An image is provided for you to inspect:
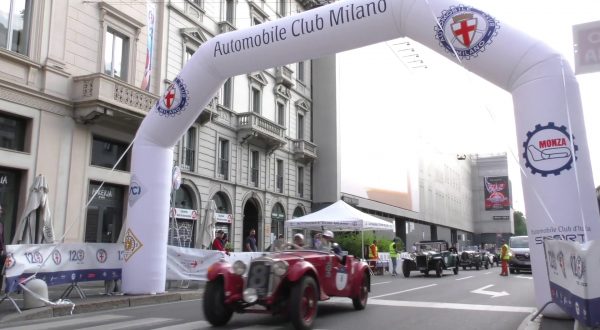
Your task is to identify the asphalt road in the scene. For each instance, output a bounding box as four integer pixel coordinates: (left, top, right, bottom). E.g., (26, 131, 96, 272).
(0, 268, 538, 330)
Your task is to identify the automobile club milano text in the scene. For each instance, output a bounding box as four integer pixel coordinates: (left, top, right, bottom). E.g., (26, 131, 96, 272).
(213, 0, 387, 57)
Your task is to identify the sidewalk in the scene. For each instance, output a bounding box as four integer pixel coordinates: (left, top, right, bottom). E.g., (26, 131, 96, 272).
(0, 280, 204, 324)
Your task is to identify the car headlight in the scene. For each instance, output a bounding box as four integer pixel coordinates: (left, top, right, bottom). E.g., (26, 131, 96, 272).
(232, 260, 247, 275)
(272, 260, 288, 276)
(243, 288, 258, 303)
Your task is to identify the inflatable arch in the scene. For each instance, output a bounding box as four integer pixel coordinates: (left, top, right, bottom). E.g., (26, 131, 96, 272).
(123, 0, 600, 316)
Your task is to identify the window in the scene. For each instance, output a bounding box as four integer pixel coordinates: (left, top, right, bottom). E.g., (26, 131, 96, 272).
(0, 112, 27, 151)
(276, 159, 284, 193)
(297, 113, 304, 140)
(91, 136, 130, 171)
(0, 0, 32, 55)
(184, 47, 195, 65)
(252, 17, 262, 26)
(222, 78, 233, 109)
(182, 127, 196, 171)
(271, 203, 285, 238)
(225, 0, 234, 24)
(250, 150, 259, 187)
(104, 28, 129, 80)
(85, 182, 124, 243)
(297, 166, 304, 197)
(278, 0, 286, 16)
(277, 102, 285, 126)
(251, 87, 261, 113)
(218, 138, 229, 180)
(297, 61, 305, 83)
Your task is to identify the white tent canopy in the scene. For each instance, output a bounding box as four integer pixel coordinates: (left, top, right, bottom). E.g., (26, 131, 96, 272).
(286, 200, 394, 232)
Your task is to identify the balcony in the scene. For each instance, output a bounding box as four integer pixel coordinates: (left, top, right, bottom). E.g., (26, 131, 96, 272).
(218, 21, 236, 34)
(72, 73, 158, 129)
(275, 66, 294, 88)
(292, 139, 317, 163)
(237, 112, 286, 153)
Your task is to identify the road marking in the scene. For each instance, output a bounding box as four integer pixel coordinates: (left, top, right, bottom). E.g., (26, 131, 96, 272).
(516, 275, 533, 280)
(484, 272, 492, 275)
(1, 314, 130, 330)
(456, 276, 474, 281)
(370, 284, 437, 299)
(153, 321, 210, 330)
(78, 317, 173, 330)
(367, 299, 536, 313)
(471, 284, 509, 298)
(371, 281, 392, 286)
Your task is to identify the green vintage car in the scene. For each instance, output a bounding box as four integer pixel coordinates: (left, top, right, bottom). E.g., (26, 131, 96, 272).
(402, 240, 460, 278)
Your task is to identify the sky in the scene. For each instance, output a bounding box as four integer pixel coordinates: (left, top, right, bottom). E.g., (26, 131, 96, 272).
(336, 0, 600, 215)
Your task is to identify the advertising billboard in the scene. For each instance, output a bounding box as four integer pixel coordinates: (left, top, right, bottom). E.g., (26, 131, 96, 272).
(484, 176, 510, 210)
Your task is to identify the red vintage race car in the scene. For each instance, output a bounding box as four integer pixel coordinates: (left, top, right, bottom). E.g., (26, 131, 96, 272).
(203, 249, 371, 330)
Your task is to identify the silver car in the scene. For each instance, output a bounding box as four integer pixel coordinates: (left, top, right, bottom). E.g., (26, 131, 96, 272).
(508, 236, 531, 273)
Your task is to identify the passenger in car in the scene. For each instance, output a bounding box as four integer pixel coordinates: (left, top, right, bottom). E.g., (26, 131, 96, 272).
(287, 233, 306, 249)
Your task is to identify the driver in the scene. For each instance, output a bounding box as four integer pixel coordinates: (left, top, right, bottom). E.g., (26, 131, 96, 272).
(287, 233, 306, 249)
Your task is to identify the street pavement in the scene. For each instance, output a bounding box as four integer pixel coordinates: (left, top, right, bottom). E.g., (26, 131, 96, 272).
(0, 278, 578, 329)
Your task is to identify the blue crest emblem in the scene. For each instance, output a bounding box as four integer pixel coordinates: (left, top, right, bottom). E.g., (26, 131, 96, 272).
(157, 77, 189, 117)
(435, 5, 499, 60)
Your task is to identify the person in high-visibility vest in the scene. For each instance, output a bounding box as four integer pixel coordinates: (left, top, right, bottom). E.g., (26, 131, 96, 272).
(389, 238, 399, 276)
(500, 239, 511, 276)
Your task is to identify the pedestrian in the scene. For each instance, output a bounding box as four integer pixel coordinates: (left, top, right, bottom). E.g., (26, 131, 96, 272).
(212, 230, 225, 251)
(313, 232, 322, 250)
(500, 239, 511, 276)
(369, 239, 379, 272)
(245, 228, 257, 252)
(389, 237, 399, 276)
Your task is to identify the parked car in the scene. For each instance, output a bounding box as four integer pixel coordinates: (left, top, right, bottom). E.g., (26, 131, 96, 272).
(459, 246, 492, 270)
(401, 240, 459, 277)
(203, 249, 370, 330)
(509, 235, 531, 273)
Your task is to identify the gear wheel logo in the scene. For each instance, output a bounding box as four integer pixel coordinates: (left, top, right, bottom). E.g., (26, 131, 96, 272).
(523, 122, 578, 177)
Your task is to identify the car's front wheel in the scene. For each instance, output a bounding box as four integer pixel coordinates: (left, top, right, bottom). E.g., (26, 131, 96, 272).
(402, 261, 411, 278)
(352, 272, 369, 310)
(203, 279, 233, 326)
(435, 261, 443, 277)
(290, 276, 319, 330)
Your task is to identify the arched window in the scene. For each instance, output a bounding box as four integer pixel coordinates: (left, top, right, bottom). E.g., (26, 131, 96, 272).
(173, 186, 194, 209)
(213, 192, 230, 213)
(271, 203, 286, 237)
(292, 206, 304, 218)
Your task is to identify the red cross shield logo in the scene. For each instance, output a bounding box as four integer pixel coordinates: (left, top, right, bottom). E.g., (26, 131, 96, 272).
(451, 14, 477, 47)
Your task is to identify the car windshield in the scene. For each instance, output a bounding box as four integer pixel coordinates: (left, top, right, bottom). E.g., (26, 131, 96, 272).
(510, 237, 529, 248)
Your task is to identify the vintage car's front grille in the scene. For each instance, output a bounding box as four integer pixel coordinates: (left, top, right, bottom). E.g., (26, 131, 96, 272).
(461, 252, 470, 260)
(246, 261, 272, 298)
(416, 255, 427, 268)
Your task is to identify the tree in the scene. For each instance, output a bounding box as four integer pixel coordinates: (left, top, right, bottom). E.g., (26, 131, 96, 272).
(514, 211, 527, 235)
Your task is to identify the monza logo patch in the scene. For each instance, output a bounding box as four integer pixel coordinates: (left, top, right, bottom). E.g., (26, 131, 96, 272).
(434, 5, 499, 60)
(523, 122, 578, 177)
(156, 77, 190, 117)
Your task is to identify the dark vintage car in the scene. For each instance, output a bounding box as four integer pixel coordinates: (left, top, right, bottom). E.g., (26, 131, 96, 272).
(401, 240, 459, 277)
(459, 246, 491, 270)
(203, 249, 370, 330)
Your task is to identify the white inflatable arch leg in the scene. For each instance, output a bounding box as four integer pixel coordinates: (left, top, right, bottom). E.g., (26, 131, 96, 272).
(123, 0, 600, 316)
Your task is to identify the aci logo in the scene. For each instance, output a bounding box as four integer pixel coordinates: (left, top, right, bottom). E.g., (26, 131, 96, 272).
(157, 77, 190, 117)
(128, 174, 146, 207)
(523, 123, 578, 177)
(434, 5, 499, 60)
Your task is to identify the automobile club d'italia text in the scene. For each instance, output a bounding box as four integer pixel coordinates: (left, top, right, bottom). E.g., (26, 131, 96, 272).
(213, 0, 388, 57)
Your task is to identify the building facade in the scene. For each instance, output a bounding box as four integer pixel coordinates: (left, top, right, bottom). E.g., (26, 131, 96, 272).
(0, 0, 321, 251)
